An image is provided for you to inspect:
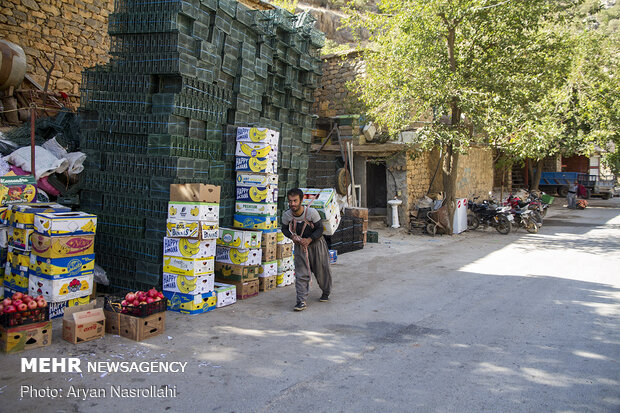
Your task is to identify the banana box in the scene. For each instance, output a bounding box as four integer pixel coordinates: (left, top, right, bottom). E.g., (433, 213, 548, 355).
(300, 188, 336, 209)
(235, 202, 277, 216)
(276, 243, 293, 259)
(322, 208, 341, 236)
(236, 141, 278, 161)
(29, 254, 95, 280)
(217, 228, 261, 249)
(313, 201, 339, 220)
(225, 279, 259, 300)
(166, 220, 219, 240)
(235, 186, 277, 204)
(163, 237, 216, 259)
(236, 172, 278, 187)
(259, 275, 276, 291)
(214, 262, 259, 282)
(261, 243, 276, 262)
(30, 234, 95, 259)
(167, 202, 219, 222)
(163, 290, 216, 314)
(236, 126, 279, 146)
(276, 270, 295, 287)
(170, 183, 221, 203)
(235, 156, 277, 174)
(0, 224, 9, 248)
(34, 212, 97, 237)
(9, 227, 33, 251)
(214, 282, 236, 308)
(0, 321, 52, 354)
(0, 206, 7, 224)
(258, 261, 277, 278)
(29, 272, 93, 302)
(8, 247, 30, 268)
(276, 230, 294, 245)
(233, 214, 278, 231)
(163, 256, 214, 276)
(262, 231, 277, 246)
(4, 267, 28, 290)
(216, 246, 262, 266)
(48, 296, 92, 319)
(277, 255, 295, 273)
(10, 203, 71, 229)
(163, 272, 214, 295)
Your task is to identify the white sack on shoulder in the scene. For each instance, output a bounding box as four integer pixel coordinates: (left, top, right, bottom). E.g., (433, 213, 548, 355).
(3, 146, 69, 178)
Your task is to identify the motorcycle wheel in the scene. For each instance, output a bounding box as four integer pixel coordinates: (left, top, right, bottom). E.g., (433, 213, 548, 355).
(495, 215, 511, 235)
(541, 207, 548, 218)
(531, 210, 543, 227)
(525, 218, 539, 234)
(467, 214, 480, 230)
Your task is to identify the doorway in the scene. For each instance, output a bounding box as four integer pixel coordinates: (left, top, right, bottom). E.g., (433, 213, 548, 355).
(366, 161, 387, 215)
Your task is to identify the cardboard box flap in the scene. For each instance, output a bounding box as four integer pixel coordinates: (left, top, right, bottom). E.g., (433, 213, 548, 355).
(63, 301, 100, 321)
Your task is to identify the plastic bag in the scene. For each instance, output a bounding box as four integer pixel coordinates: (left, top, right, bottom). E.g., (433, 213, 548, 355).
(3, 146, 69, 178)
(93, 264, 110, 286)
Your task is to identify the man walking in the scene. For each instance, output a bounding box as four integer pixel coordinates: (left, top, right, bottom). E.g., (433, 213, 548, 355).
(281, 188, 332, 311)
(567, 180, 578, 209)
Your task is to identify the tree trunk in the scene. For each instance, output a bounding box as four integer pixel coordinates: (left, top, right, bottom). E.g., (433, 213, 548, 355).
(441, 144, 459, 235)
(530, 159, 543, 191)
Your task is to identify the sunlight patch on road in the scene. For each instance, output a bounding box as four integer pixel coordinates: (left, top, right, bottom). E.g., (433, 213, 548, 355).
(572, 350, 610, 360)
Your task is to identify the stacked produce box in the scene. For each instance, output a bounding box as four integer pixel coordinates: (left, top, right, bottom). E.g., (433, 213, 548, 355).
(299, 188, 341, 236)
(215, 227, 261, 300)
(27, 210, 98, 317)
(162, 184, 220, 314)
(276, 230, 294, 287)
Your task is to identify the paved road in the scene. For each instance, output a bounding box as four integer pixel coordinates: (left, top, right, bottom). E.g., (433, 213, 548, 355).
(1, 198, 619, 412)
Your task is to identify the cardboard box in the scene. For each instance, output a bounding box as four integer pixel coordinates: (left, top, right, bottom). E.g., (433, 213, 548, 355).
(277, 230, 293, 245)
(236, 172, 278, 187)
(216, 246, 262, 266)
(315, 201, 340, 220)
(235, 186, 277, 204)
(29, 254, 95, 279)
(163, 290, 216, 314)
(300, 188, 335, 209)
(34, 212, 97, 237)
(3, 267, 28, 290)
(235, 141, 278, 160)
(259, 275, 276, 291)
(170, 183, 220, 203)
(62, 302, 105, 344)
(276, 270, 295, 287)
(214, 262, 259, 281)
(226, 279, 259, 299)
(322, 208, 341, 236)
(276, 243, 293, 259)
(29, 272, 93, 302)
(162, 272, 214, 295)
(277, 256, 295, 272)
(163, 237, 216, 259)
(30, 234, 95, 259)
(166, 220, 219, 239)
(217, 227, 261, 249)
(8, 247, 30, 267)
(0, 321, 52, 353)
(48, 296, 92, 319)
(0, 176, 37, 206)
(104, 310, 121, 335)
(214, 282, 236, 307)
(9, 203, 71, 229)
(9, 227, 34, 250)
(259, 261, 278, 277)
(233, 214, 277, 231)
(235, 156, 277, 173)
(235, 201, 277, 216)
(163, 256, 214, 276)
(261, 244, 276, 262)
(236, 126, 279, 146)
(167, 202, 219, 222)
(119, 312, 165, 341)
(262, 231, 277, 246)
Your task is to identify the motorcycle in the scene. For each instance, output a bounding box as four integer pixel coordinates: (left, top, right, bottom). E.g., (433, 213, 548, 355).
(505, 194, 544, 227)
(509, 207, 539, 233)
(467, 198, 513, 235)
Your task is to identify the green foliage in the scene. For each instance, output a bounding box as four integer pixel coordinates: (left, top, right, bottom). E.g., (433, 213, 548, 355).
(267, 0, 298, 13)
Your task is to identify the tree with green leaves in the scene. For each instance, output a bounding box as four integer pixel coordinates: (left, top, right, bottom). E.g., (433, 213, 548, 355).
(344, 1, 583, 231)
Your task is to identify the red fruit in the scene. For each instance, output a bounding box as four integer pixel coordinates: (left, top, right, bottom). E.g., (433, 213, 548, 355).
(12, 292, 23, 301)
(121, 300, 128, 306)
(36, 299, 47, 308)
(17, 303, 27, 312)
(148, 288, 158, 298)
(132, 299, 140, 306)
(27, 300, 37, 310)
(157, 292, 164, 299)
(4, 306, 15, 314)
(12, 300, 23, 307)
(3, 298, 12, 307)
(36, 295, 44, 301)
(0, 304, 4, 313)
(146, 297, 154, 304)
(125, 293, 135, 302)
(22, 295, 33, 304)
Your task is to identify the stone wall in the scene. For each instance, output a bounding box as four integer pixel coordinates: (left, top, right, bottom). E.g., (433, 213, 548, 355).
(454, 146, 494, 198)
(315, 50, 365, 118)
(0, 0, 115, 99)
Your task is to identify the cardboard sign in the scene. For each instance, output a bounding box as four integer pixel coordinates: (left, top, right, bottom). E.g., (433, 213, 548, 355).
(163, 237, 216, 259)
(170, 184, 220, 203)
(214, 282, 236, 308)
(236, 172, 278, 187)
(214, 262, 259, 282)
(167, 202, 219, 222)
(217, 227, 261, 249)
(0, 321, 52, 353)
(34, 212, 97, 237)
(62, 302, 105, 344)
(236, 126, 279, 146)
(30, 234, 95, 259)
(162, 272, 214, 295)
(216, 246, 262, 266)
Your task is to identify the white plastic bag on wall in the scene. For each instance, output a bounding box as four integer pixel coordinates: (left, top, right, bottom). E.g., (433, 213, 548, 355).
(3, 146, 69, 178)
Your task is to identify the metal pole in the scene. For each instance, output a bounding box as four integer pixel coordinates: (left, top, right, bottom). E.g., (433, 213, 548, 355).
(30, 104, 36, 180)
